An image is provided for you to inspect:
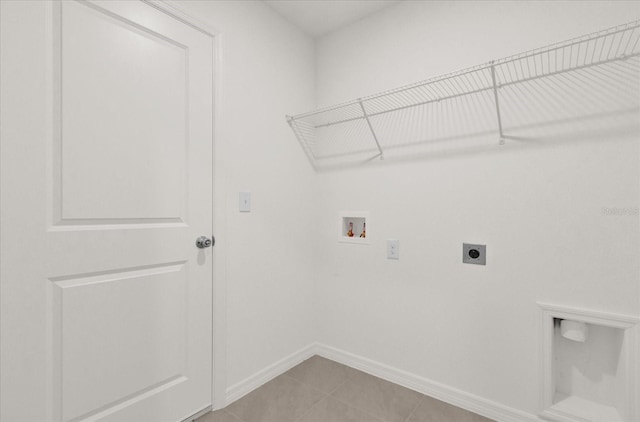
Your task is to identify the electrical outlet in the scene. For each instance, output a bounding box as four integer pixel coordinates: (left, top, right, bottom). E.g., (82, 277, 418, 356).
(387, 239, 399, 259)
(239, 192, 251, 212)
(463, 243, 486, 265)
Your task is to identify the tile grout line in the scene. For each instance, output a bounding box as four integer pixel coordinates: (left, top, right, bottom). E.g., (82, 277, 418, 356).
(281, 374, 331, 422)
(224, 374, 327, 422)
(292, 373, 390, 422)
(336, 358, 406, 422)
(326, 378, 391, 422)
(223, 408, 248, 422)
(287, 369, 353, 422)
(290, 392, 330, 422)
(402, 395, 425, 422)
(282, 373, 331, 396)
(287, 360, 388, 422)
(339, 366, 428, 422)
(326, 373, 354, 396)
(335, 359, 426, 422)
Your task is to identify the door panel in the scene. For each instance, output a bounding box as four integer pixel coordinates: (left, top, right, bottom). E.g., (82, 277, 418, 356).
(1, 1, 214, 421)
(59, 0, 188, 223)
(55, 263, 188, 421)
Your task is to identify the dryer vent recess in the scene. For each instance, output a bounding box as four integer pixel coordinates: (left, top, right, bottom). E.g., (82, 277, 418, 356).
(463, 243, 486, 265)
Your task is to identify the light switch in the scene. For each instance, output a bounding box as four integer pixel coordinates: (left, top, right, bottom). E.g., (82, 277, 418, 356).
(387, 239, 399, 259)
(239, 192, 251, 212)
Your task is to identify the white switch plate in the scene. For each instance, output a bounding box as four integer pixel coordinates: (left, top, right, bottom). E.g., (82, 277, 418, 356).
(239, 192, 251, 212)
(387, 239, 399, 259)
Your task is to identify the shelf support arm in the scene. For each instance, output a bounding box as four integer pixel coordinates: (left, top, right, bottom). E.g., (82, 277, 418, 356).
(358, 99, 384, 160)
(490, 63, 505, 145)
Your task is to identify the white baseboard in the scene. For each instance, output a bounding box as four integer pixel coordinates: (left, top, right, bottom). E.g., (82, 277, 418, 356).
(314, 343, 542, 422)
(222, 342, 542, 422)
(224, 343, 317, 406)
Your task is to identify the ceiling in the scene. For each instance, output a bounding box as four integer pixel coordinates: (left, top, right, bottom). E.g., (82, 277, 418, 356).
(263, 0, 401, 38)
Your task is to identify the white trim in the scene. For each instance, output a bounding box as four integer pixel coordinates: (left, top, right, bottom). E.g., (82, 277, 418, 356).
(144, 1, 219, 37)
(208, 24, 227, 413)
(537, 303, 640, 327)
(314, 343, 542, 422)
(224, 344, 317, 407)
(181, 405, 212, 422)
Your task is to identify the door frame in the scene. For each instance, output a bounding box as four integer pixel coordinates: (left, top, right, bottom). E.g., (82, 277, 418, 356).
(0, 0, 227, 416)
(143, 0, 228, 413)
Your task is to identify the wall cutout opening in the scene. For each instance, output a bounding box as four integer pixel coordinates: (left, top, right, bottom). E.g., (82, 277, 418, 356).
(339, 212, 369, 244)
(539, 303, 639, 422)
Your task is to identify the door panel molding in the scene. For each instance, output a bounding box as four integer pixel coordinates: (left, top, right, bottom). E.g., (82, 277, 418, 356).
(68, 376, 188, 422)
(50, 0, 191, 228)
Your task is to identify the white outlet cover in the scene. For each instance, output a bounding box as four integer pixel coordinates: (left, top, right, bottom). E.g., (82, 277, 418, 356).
(387, 239, 399, 259)
(239, 192, 251, 212)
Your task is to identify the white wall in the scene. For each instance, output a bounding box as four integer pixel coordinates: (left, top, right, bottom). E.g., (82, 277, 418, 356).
(314, 1, 640, 417)
(2, 0, 634, 417)
(174, 0, 318, 406)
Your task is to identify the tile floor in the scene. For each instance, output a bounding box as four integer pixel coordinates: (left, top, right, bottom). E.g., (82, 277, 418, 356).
(197, 355, 494, 422)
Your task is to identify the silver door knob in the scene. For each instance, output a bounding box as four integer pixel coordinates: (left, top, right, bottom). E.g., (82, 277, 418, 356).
(196, 236, 214, 249)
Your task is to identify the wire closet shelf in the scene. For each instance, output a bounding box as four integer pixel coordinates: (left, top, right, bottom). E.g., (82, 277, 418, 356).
(286, 20, 640, 169)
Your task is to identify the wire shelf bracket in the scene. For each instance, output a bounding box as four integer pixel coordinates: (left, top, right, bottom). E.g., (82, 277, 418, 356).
(358, 99, 384, 160)
(490, 62, 506, 145)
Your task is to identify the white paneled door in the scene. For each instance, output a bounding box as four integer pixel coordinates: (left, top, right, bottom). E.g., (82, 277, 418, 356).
(1, 1, 214, 421)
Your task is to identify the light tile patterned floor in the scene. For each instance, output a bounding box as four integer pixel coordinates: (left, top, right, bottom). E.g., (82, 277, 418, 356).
(197, 356, 494, 422)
